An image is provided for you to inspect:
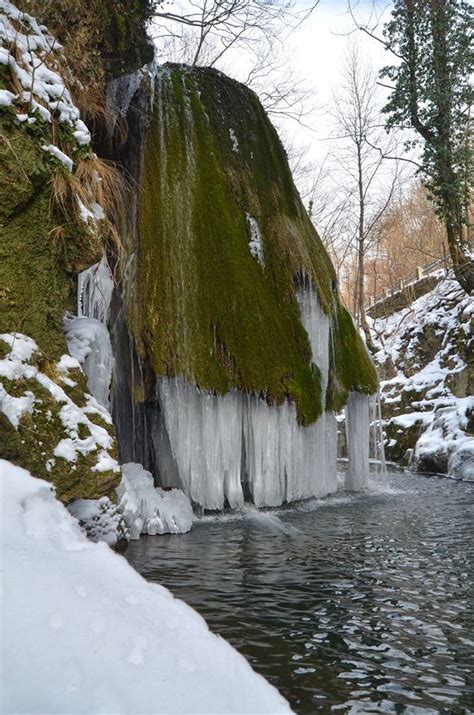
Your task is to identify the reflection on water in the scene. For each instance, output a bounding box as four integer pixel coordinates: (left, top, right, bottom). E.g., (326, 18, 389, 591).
(125, 473, 474, 713)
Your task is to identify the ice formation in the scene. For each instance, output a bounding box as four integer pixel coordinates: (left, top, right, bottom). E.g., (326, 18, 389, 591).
(246, 213, 265, 266)
(345, 391, 370, 490)
(117, 462, 193, 538)
(151, 286, 349, 510)
(65, 258, 115, 408)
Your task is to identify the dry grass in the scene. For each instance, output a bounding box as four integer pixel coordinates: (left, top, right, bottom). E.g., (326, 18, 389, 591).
(49, 154, 128, 273)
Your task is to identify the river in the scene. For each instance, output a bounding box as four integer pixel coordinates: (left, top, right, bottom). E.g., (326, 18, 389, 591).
(125, 472, 474, 713)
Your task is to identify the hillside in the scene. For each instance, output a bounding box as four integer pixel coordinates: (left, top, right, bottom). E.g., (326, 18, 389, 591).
(371, 276, 473, 480)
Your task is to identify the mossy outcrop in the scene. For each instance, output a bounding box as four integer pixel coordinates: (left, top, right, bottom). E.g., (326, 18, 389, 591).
(0, 335, 120, 503)
(0, 2, 121, 502)
(134, 65, 377, 424)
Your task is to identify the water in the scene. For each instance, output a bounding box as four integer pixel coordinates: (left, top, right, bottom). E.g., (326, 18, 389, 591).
(125, 472, 474, 713)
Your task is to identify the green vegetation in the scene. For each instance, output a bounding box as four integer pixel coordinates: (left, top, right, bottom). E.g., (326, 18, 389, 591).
(136, 66, 378, 424)
(0, 347, 120, 503)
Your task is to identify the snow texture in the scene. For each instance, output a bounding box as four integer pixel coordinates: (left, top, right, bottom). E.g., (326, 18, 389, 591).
(370, 277, 473, 478)
(0, 0, 91, 168)
(0, 333, 118, 473)
(117, 462, 193, 539)
(68, 496, 128, 546)
(1, 460, 291, 714)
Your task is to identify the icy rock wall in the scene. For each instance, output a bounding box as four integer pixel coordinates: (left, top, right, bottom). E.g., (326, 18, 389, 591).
(154, 286, 339, 510)
(156, 377, 339, 510)
(65, 258, 115, 408)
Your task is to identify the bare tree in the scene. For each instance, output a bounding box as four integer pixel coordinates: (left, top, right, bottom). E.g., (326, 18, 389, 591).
(328, 41, 401, 344)
(151, 0, 319, 123)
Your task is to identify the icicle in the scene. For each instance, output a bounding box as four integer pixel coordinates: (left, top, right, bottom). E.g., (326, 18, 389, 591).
(345, 391, 370, 490)
(150, 284, 340, 510)
(66, 257, 115, 408)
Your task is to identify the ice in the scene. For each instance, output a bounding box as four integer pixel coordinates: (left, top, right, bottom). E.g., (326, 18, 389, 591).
(157, 377, 339, 509)
(77, 257, 114, 323)
(64, 317, 114, 409)
(345, 391, 370, 490)
(67, 496, 127, 545)
(1, 459, 291, 714)
(153, 286, 344, 509)
(246, 213, 265, 266)
(117, 462, 194, 538)
(65, 257, 115, 408)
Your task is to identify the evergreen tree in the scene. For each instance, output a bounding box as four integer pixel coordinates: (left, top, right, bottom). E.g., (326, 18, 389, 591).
(381, 0, 473, 293)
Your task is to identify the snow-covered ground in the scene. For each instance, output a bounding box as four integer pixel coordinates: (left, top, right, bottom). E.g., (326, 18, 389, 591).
(370, 277, 473, 479)
(0, 459, 291, 714)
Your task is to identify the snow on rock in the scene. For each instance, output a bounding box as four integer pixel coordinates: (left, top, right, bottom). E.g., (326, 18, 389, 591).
(0, 332, 119, 484)
(0, 459, 291, 714)
(117, 462, 193, 539)
(246, 212, 265, 266)
(370, 277, 473, 477)
(0, 0, 90, 151)
(41, 144, 74, 172)
(68, 496, 128, 545)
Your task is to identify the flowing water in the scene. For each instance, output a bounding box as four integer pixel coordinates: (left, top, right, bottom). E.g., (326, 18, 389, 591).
(125, 472, 474, 714)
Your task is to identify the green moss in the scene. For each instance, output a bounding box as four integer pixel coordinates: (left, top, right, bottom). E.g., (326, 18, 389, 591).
(328, 304, 379, 411)
(136, 65, 377, 424)
(0, 377, 119, 504)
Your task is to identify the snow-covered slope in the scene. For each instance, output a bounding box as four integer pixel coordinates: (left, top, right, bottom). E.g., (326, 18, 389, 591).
(370, 277, 473, 479)
(0, 459, 291, 715)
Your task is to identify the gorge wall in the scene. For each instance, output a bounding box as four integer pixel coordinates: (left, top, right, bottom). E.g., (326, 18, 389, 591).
(1, 0, 378, 514)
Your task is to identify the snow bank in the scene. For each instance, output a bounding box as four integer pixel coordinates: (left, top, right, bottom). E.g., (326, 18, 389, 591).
(0, 460, 291, 714)
(117, 462, 193, 539)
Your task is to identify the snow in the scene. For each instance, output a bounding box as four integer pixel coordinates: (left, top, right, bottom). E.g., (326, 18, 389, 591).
(0, 0, 90, 151)
(370, 277, 473, 477)
(0, 460, 291, 714)
(41, 144, 74, 172)
(68, 496, 127, 545)
(0, 87, 15, 106)
(246, 212, 265, 266)
(0, 332, 119, 474)
(229, 127, 239, 152)
(117, 462, 193, 539)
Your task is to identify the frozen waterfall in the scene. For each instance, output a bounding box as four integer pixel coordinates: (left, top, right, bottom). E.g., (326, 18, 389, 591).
(65, 257, 115, 408)
(151, 285, 343, 510)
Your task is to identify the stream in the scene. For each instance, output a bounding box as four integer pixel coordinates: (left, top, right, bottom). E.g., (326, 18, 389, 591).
(125, 472, 474, 713)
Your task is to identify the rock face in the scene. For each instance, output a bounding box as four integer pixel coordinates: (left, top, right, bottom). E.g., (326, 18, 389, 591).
(127, 66, 377, 422)
(108, 64, 377, 508)
(371, 277, 473, 478)
(0, 1, 121, 502)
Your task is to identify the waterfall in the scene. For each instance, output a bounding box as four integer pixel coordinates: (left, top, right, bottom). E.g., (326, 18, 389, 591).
(149, 285, 339, 510)
(64, 257, 115, 409)
(102, 64, 377, 509)
(345, 391, 370, 490)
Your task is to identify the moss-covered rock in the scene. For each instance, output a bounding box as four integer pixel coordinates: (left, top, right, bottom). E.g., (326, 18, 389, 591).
(0, 335, 120, 503)
(135, 65, 377, 424)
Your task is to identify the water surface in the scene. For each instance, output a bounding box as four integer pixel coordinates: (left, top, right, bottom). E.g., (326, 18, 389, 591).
(126, 473, 474, 713)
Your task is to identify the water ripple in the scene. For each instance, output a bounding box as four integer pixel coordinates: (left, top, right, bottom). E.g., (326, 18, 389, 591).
(126, 473, 474, 713)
